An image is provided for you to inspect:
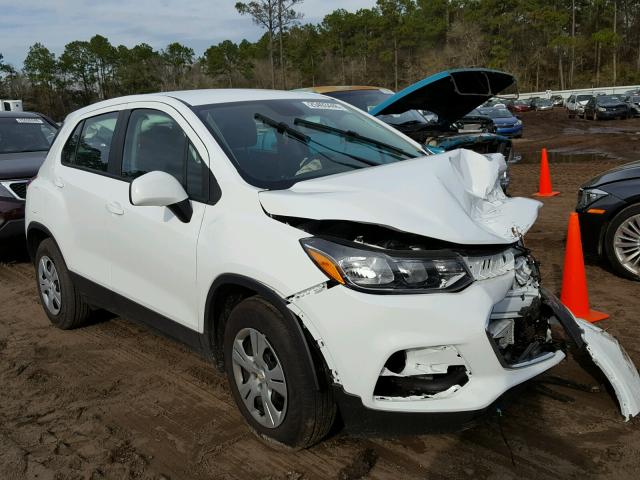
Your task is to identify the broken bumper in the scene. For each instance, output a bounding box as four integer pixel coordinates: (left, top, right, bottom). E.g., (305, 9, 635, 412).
(290, 277, 640, 422)
(290, 273, 565, 414)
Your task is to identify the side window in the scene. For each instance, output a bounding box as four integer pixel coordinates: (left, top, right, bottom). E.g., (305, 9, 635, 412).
(62, 112, 118, 172)
(123, 109, 207, 201)
(61, 122, 83, 164)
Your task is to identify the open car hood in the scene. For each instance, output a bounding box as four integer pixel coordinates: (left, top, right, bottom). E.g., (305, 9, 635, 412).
(369, 69, 516, 124)
(259, 149, 540, 245)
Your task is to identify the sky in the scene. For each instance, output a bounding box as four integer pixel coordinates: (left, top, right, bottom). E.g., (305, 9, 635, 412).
(0, 0, 374, 67)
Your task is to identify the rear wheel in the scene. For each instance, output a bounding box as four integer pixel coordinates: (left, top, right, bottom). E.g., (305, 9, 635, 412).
(35, 239, 91, 329)
(223, 296, 336, 449)
(604, 204, 640, 281)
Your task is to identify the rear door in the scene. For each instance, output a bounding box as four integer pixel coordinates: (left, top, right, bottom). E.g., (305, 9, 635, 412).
(107, 104, 210, 330)
(54, 109, 124, 288)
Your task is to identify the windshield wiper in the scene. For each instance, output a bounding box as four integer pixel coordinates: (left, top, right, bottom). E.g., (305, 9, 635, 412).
(254, 114, 378, 168)
(293, 117, 419, 159)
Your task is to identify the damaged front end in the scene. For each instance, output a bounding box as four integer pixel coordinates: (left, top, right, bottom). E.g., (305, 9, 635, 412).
(283, 218, 640, 421)
(263, 149, 640, 423)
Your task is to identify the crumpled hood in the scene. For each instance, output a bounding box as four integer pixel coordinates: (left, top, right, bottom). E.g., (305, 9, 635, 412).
(369, 69, 516, 124)
(259, 149, 541, 245)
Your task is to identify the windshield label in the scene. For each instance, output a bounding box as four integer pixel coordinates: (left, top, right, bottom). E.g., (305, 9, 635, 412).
(16, 118, 43, 124)
(302, 101, 347, 111)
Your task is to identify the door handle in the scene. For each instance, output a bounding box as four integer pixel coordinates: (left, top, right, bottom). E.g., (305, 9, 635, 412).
(106, 201, 124, 215)
(54, 177, 64, 188)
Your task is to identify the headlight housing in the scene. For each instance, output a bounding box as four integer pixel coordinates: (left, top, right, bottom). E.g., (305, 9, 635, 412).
(301, 237, 473, 294)
(515, 119, 522, 126)
(577, 187, 608, 210)
(597, 106, 606, 112)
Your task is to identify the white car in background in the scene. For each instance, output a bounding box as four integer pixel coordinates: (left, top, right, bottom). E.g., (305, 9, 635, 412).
(566, 94, 594, 118)
(25, 89, 640, 448)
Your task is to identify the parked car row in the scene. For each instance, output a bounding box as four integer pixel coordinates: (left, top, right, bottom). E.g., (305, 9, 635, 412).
(567, 93, 639, 119)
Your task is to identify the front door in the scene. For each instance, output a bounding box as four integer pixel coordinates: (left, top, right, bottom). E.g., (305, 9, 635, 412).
(108, 105, 210, 330)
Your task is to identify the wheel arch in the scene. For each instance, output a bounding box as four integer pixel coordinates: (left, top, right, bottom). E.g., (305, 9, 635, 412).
(26, 222, 57, 263)
(203, 274, 321, 390)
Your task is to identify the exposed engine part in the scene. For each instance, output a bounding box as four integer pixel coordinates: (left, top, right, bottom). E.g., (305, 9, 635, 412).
(488, 319, 515, 349)
(375, 346, 470, 399)
(488, 252, 558, 366)
(464, 249, 516, 281)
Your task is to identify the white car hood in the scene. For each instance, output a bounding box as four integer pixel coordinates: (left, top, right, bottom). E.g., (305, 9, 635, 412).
(259, 149, 541, 245)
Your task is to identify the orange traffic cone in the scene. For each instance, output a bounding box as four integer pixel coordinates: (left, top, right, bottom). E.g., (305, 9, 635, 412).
(533, 148, 560, 197)
(560, 212, 609, 323)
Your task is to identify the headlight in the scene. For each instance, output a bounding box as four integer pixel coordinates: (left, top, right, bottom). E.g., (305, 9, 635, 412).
(577, 188, 608, 210)
(301, 237, 472, 293)
(597, 107, 606, 112)
(515, 119, 522, 126)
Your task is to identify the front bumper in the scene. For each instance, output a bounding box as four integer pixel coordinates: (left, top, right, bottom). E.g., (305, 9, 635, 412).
(496, 125, 523, 137)
(0, 199, 25, 240)
(595, 109, 627, 119)
(290, 272, 565, 414)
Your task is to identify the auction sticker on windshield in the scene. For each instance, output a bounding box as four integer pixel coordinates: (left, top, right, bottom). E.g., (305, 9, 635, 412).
(16, 118, 43, 124)
(302, 101, 347, 111)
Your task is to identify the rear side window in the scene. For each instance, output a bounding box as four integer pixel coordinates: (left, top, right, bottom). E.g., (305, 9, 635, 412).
(122, 109, 208, 202)
(62, 112, 118, 173)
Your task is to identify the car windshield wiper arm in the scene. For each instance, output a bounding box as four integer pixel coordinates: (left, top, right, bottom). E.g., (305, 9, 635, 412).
(254, 113, 379, 168)
(293, 117, 419, 159)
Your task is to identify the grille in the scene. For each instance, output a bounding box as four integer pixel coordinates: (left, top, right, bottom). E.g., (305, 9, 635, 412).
(3, 180, 28, 200)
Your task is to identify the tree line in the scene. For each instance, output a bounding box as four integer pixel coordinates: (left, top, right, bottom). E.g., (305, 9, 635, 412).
(1, 0, 639, 120)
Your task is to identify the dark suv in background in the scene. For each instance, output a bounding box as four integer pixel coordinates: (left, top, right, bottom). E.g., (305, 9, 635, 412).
(0, 111, 58, 240)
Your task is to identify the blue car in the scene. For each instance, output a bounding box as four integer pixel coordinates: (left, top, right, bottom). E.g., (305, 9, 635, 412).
(476, 107, 523, 138)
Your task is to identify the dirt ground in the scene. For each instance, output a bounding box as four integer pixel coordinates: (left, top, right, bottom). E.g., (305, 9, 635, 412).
(2, 109, 640, 480)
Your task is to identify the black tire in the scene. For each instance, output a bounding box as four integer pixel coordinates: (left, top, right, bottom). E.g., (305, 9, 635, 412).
(604, 204, 640, 281)
(223, 296, 336, 449)
(35, 238, 91, 329)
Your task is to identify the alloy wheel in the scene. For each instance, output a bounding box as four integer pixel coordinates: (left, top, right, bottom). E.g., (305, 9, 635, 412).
(38, 255, 62, 315)
(231, 327, 288, 428)
(613, 214, 640, 277)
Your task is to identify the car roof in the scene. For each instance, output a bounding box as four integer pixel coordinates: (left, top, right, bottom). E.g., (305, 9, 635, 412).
(296, 86, 386, 94)
(65, 89, 334, 122)
(0, 111, 42, 119)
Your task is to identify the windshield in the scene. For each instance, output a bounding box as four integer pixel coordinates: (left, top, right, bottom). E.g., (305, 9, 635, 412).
(324, 89, 429, 126)
(479, 108, 513, 119)
(577, 95, 592, 102)
(194, 98, 425, 189)
(0, 117, 57, 155)
(598, 95, 623, 106)
(632, 96, 640, 103)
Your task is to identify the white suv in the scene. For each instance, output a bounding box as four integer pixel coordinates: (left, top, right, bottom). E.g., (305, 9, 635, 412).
(26, 90, 640, 448)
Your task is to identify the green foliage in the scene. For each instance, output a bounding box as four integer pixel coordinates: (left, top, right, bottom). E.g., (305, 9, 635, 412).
(10, 0, 640, 119)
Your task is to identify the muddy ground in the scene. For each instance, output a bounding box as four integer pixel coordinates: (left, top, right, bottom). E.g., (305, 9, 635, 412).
(1, 109, 640, 480)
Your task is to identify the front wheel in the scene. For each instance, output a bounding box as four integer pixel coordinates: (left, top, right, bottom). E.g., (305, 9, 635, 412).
(604, 204, 640, 281)
(223, 296, 336, 449)
(35, 238, 91, 329)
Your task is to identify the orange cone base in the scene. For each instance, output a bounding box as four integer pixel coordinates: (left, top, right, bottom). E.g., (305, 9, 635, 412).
(577, 309, 610, 323)
(533, 191, 560, 197)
